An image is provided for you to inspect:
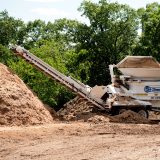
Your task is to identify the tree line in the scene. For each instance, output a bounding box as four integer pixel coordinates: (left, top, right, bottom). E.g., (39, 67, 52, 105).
(0, 0, 160, 110)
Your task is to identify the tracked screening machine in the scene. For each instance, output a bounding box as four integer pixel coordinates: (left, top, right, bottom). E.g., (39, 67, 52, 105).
(10, 45, 160, 118)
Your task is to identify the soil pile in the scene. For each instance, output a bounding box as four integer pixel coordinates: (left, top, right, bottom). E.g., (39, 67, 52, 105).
(109, 110, 150, 124)
(149, 111, 160, 120)
(58, 97, 93, 121)
(59, 97, 150, 124)
(0, 63, 55, 126)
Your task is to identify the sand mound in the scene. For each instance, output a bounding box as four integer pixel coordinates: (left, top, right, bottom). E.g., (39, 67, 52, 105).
(0, 63, 55, 126)
(58, 97, 150, 124)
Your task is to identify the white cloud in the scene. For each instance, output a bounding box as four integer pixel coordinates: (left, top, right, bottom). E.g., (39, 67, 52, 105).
(31, 8, 70, 17)
(25, 0, 64, 3)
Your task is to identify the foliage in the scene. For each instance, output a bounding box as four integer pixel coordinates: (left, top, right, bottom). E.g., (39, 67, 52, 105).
(0, 44, 13, 65)
(75, 0, 138, 85)
(134, 3, 160, 61)
(0, 10, 25, 46)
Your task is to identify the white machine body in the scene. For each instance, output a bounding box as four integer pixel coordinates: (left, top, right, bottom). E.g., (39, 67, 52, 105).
(107, 56, 160, 112)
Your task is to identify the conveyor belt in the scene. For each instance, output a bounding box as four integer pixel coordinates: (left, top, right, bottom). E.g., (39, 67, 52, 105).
(10, 45, 109, 110)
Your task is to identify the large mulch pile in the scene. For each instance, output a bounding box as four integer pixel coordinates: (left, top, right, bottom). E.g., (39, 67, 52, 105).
(0, 63, 55, 126)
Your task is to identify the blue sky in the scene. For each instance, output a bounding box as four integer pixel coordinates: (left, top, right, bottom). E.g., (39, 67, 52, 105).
(0, 0, 159, 23)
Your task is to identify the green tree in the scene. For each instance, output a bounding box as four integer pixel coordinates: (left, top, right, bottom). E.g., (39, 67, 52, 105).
(24, 20, 46, 49)
(0, 44, 14, 65)
(134, 2, 160, 61)
(72, 0, 138, 85)
(0, 10, 25, 46)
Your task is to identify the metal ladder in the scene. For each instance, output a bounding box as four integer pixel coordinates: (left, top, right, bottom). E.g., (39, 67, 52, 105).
(10, 45, 108, 110)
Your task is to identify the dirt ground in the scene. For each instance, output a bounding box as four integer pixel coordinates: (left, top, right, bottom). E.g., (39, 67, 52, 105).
(0, 122, 160, 160)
